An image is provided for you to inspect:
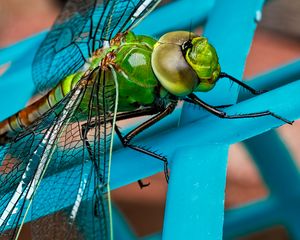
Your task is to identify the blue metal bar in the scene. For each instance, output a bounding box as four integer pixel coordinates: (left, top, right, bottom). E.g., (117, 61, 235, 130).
(224, 194, 300, 239)
(224, 197, 282, 239)
(244, 131, 300, 200)
(222, 59, 300, 239)
(239, 59, 300, 101)
(162, 145, 229, 239)
(224, 129, 300, 238)
(226, 130, 300, 239)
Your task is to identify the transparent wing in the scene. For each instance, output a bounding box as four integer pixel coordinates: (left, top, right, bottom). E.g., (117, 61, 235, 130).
(32, 0, 100, 92)
(94, 0, 162, 41)
(0, 66, 118, 239)
(65, 68, 118, 240)
(32, 0, 161, 92)
(12, 67, 117, 240)
(0, 79, 87, 238)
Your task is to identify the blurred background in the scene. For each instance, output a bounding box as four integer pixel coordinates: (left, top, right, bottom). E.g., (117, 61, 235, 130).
(0, 0, 300, 239)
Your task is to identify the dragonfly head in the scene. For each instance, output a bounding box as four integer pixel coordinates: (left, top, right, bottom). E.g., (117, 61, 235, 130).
(152, 31, 221, 97)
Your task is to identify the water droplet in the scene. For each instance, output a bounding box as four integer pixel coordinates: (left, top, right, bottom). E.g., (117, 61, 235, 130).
(255, 10, 262, 23)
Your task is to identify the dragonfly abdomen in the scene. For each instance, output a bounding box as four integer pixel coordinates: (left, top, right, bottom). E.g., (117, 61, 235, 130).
(0, 72, 84, 144)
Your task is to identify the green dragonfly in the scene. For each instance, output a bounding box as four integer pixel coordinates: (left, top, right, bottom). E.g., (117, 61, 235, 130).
(0, 0, 292, 239)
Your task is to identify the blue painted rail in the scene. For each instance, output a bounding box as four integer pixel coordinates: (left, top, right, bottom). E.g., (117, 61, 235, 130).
(224, 60, 300, 239)
(1, 0, 300, 239)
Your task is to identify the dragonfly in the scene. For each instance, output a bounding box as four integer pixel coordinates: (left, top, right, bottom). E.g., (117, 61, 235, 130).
(0, 0, 292, 239)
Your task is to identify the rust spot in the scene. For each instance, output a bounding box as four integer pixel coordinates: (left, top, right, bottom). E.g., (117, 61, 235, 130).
(110, 31, 127, 46)
(101, 51, 120, 71)
(94, 48, 104, 56)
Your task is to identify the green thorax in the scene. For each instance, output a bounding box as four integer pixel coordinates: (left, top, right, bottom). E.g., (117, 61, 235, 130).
(109, 32, 165, 111)
(60, 31, 166, 112)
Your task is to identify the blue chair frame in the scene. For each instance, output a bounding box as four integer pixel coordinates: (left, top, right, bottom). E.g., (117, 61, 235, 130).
(224, 59, 300, 239)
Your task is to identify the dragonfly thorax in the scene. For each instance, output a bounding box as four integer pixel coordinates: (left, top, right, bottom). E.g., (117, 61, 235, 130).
(99, 31, 166, 112)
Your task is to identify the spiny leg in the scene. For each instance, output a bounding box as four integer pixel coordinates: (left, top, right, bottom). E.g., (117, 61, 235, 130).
(80, 124, 101, 219)
(187, 93, 293, 124)
(137, 179, 150, 189)
(80, 106, 161, 170)
(81, 124, 95, 161)
(115, 124, 169, 182)
(81, 107, 167, 187)
(121, 103, 177, 144)
(184, 97, 233, 109)
(115, 103, 177, 182)
(219, 72, 267, 95)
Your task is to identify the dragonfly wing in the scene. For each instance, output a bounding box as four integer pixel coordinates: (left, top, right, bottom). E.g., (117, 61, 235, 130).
(65, 67, 118, 239)
(32, 0, 101, 92)
(0, 80, 86, 238)
(29, 67, 118, 240)
(95, 0, 162, 41)
(32, 0, 161, 92)
(83, 68, 119, 239)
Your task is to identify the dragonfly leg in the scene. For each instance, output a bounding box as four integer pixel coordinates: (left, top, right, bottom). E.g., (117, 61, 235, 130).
(115, 103, 177, 182)
(80, 107, 162, 185)
(81, 124, 93, 159)
(219, 72, 267, 95)
(212, 104, 233, 108)
(115, 124, 170, 182)
(120, 103, 177, 144)
(187, 93, 293, 124)
(81, 124, 106, 184)
(137, 179, 150, 189)
(184, 97, 233, 108)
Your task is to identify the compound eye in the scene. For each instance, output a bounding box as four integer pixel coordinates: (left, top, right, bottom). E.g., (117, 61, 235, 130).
(152, 32, 199, 97)
(181, 39, 193, 53)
